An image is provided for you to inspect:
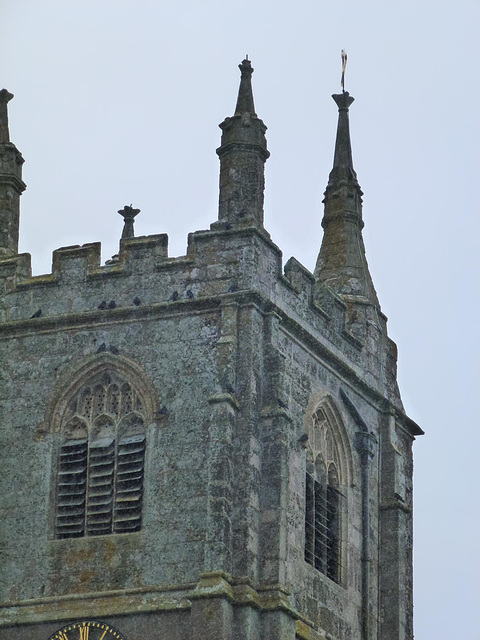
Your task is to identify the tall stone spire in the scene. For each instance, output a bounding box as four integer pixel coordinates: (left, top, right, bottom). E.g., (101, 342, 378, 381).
(0, 89, 26, 257)
(216, 58, 270, 230)
(314, 92, 381, 315)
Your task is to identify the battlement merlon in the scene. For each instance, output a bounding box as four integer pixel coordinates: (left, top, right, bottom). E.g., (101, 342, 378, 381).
(50, 235, 170, 283)
(0, 253, 32, 293)
(0, 233, 170, 290)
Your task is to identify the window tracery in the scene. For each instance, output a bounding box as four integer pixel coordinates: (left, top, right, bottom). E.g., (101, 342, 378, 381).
(56, 372, 146, 539)
(304, 405, 346, 584)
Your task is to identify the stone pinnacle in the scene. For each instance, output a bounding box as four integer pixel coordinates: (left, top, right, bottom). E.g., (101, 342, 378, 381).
(234, 58, 256, 116)
(0, 89, 14, 144)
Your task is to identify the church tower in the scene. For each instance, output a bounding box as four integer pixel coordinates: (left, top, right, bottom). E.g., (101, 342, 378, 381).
(0, 61, 422, 640)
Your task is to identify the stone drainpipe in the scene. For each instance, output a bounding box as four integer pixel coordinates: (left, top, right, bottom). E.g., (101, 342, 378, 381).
(354, 430, 378, 640)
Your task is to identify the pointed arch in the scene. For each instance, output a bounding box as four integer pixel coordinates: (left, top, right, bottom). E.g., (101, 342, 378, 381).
(45, 353, 159, 539)
(303, 392, 353, 487)
(42, 352, 159, 435)
(303, 392, 352, 584)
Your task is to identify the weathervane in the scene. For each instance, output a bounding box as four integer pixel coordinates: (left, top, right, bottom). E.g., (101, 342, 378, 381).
(341, 49, 347, 92)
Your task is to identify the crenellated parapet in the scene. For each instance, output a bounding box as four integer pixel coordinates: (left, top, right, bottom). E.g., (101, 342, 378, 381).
(0, 65, 404, 409)
(0, 221, 403, 408)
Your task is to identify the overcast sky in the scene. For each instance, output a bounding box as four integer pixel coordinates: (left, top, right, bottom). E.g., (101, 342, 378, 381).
(2, 1, 479, 637)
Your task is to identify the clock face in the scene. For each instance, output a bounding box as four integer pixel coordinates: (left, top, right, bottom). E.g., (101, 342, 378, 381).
(48, 621, 126, 640)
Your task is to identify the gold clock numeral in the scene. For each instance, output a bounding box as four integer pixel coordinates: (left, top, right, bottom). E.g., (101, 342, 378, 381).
(79, 625, 89, 640)
(50, 621, 124, 640)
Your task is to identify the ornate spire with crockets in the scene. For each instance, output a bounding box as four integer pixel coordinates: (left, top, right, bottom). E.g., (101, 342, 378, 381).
(314, 90, 382, 321)
(0, 89, 26, 257)
(215, 58, 270, 230)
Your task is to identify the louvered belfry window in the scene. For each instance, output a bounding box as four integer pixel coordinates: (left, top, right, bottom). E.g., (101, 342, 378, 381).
(304, 407, 344, 584)
(56, 373, 146, 539)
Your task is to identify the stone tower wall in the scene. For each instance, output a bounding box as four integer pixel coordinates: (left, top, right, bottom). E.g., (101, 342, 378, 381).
(0, 224, 419, 640)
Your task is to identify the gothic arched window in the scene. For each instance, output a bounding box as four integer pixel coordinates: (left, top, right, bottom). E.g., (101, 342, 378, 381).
(56, 371, 146, 539)
(304, 402, 350, 584)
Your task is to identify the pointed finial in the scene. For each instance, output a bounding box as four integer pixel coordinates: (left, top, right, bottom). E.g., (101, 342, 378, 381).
(330, 91, 356, 181)
(341, 50, 347, 92)
(118, 204, 140, 239)
(0, 89, 14, 143)
(235, 58, 256, 115)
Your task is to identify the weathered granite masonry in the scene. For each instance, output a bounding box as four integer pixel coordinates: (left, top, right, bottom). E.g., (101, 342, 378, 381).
(0, 61, 422, 640)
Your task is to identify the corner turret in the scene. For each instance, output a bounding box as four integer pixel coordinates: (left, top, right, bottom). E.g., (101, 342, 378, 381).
(215, 58, 270, 230)
(0, 89, 26, 257)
